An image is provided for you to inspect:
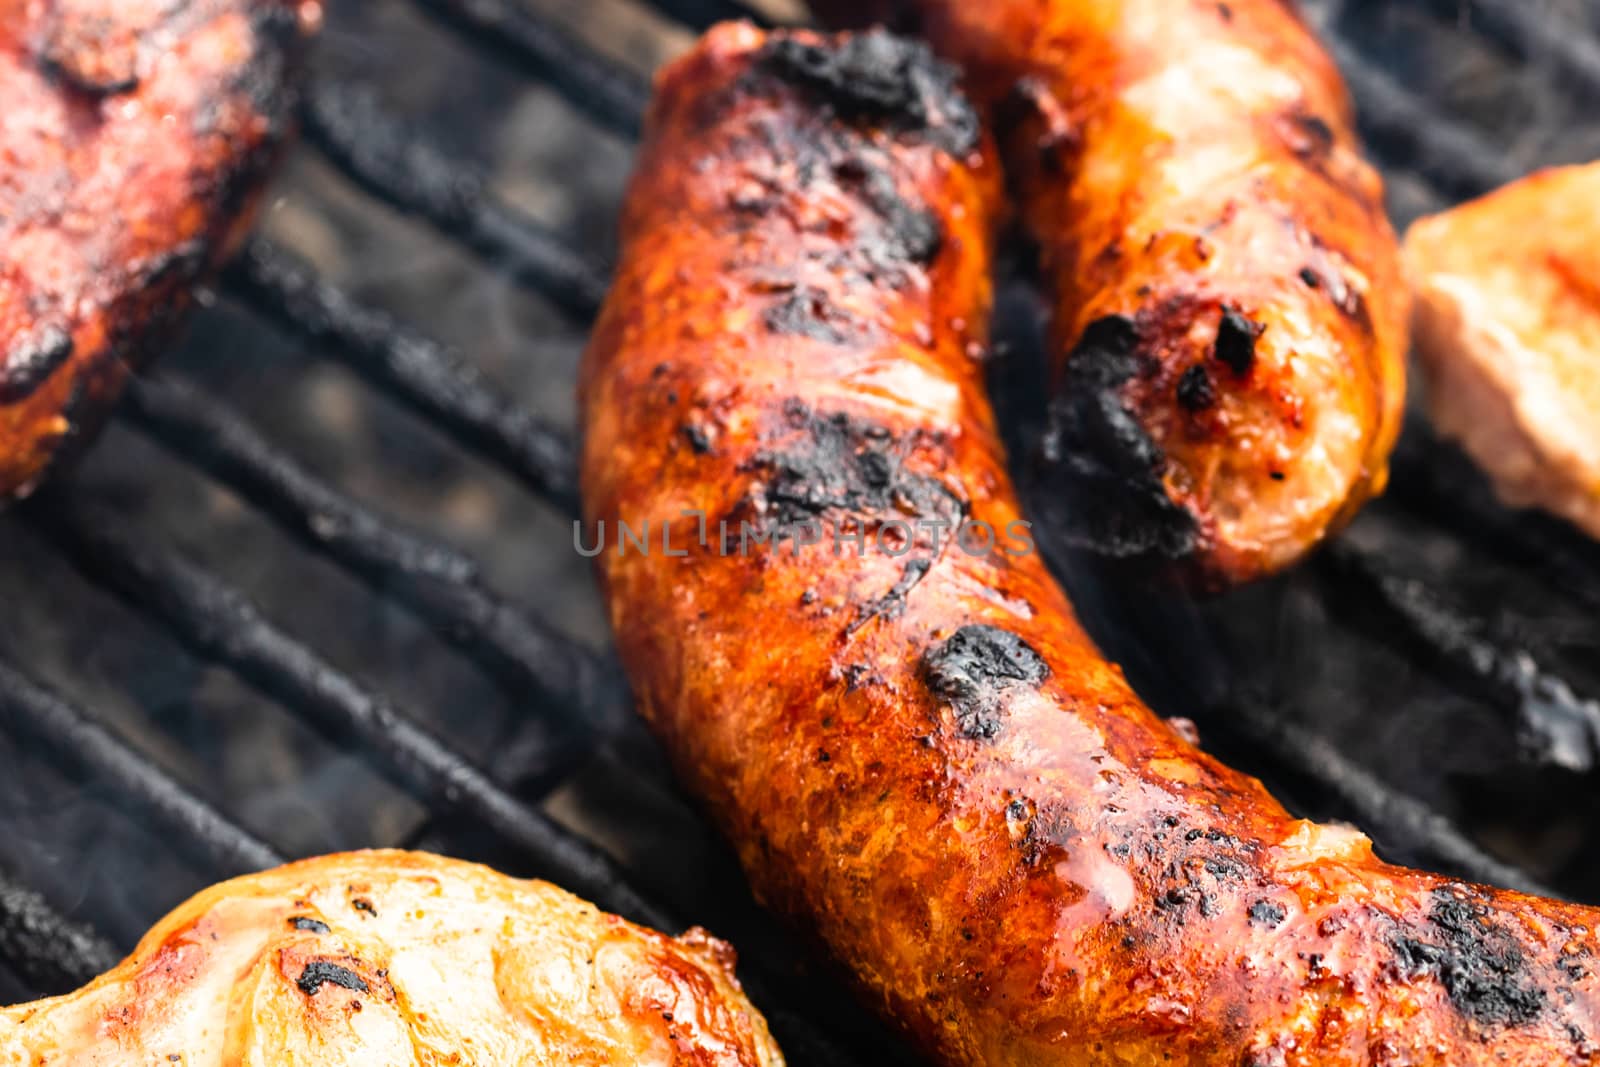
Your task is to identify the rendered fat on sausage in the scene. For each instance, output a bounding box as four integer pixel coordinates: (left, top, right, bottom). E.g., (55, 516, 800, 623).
(582, 23, 1600, 1066)
(809, 0, 1409, 586)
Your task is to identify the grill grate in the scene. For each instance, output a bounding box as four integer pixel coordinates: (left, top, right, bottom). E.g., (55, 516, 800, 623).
(2, 1, 1599, 1064)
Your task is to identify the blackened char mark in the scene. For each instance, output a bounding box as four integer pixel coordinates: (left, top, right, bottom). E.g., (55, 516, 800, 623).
(832, 159, 943, 276)
(848, 557, 931, 634)
(1176, 364, 1216, 412)
(0, 325, 74, 404)
(922, 624, 1048, 740)
(750, 400, 964, 531)
(764, 286, 858, 345)
(296, 960, 369, 996)
(1035, 314, 1198, 560)
(1391, 887, 1548, 1029)
(288, 916, 330, 934)
(1214, 308, 1264, 377)
(755, 28, 980, 157)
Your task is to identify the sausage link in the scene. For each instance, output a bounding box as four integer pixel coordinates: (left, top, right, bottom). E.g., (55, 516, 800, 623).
(809, 0, 1408, 585)
(585, 23, 1600, 1067)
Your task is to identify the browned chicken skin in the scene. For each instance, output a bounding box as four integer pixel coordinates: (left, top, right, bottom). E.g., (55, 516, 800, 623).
(1406, 163, 1600, 541)
(583, 24, 1600, 1065)
(0, 850, 784, 1064)
(0, 0, 315, 498)
(810, 0, 1409, 586)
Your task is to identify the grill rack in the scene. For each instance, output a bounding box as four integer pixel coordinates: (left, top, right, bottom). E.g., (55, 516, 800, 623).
(0, 0, 1596, 1061)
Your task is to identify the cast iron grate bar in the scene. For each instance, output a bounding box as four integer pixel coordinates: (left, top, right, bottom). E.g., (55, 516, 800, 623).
(1389, 431, 1600, 616)
(408, 0, 649, 137)
(23, 492, 673, 934)
(1324, 32, 1521, 201)
(0, 871, 117, 995)
(1214, 695, 1560, 898)
(1407, 0, 1600, 105)
(299, 80, 610, 321)
(0, 658, 282, 877)
(225, 239, 581, 511)
(118, 374, 614, 761)
(1318, 543, 1600, 776)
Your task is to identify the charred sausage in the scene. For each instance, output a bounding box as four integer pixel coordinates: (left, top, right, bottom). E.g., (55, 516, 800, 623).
(809, 0, 1408, 586)
(0, 850, 783, 1064)
(583, 24, 1600, 1065)
(0, 0, 316, 498)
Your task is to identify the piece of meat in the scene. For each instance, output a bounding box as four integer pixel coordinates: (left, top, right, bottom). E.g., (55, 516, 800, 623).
(807, 0, 1408, 587)
(0, 0, 316, 499)
(1405, 162, 1600, 539)
(582, 23, 1600, 1065)
(0, 850, 784, 1065)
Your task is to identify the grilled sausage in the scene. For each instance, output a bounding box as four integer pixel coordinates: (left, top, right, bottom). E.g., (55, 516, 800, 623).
(582, 23, 1600, 1065)
(0, 850, 784, 1064)
(1405, 162, 1600, 540)
(0, 0, 316, 499)
(808, 0, 1408, 586)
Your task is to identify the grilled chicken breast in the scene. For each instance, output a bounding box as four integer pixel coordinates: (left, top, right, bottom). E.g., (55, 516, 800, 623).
(1405, 162, 1600, 539)
(0, 0, 315, 499)
(810, 0, 1409, 586)
(583, 23, 1600, 1065)
(0, 850, 783, 1065)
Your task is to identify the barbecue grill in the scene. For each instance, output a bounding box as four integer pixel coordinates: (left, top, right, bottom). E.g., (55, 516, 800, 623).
(4, 0, 1600, 1062)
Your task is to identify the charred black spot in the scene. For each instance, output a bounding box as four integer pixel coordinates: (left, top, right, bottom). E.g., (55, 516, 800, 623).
(1298, 266, 1321, 288)
(289, 916, 330, 934)
(1248, 900, 1287, 928)
(849, 558, 931, 634)
(849, 165, 943, 267)
(764, 286, 858, 344)
(1214, 309, 1264, 377)
(756, 29, 979, 157)
(1391, 888, 1547, 1029)
(351, 897, 376, 917)
(0, 324, 74, 404)
(297, 960, 369, 996)
(1176, 365, 1216, 412)
(750, 401, 964, 530)
(1035, 315, 1198, 560)
(922, 625, 1048, 740)
(682, 423, 713, 455)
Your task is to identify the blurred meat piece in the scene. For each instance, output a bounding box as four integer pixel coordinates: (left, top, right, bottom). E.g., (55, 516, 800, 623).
(0, 850, 783, 1065)
(0, 0, 316, 498)
(1406, 163, 1600, 539)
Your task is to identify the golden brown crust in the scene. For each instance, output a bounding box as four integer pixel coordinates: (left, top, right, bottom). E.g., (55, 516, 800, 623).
(1405, 163, 1600, 540)
(811, 0, 1409, 586)
(583, 23, 1600, 1066)
(0, 850, 784, 1065)
(0, 0, 316, 499)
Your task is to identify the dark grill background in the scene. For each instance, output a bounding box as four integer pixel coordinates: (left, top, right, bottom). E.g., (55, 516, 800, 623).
(2, 1, 1599, 1063)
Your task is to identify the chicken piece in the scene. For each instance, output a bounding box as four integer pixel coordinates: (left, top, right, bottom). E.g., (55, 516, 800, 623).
(0, 0, 316, 498)
(0, 850, 783, 1065)
(583, 22, 1600, 1066)
(1405, 162, 1600, 538)
(809, 0, 1409, 586)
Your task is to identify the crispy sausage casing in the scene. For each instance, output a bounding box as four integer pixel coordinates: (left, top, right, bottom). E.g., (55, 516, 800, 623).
(0, 0, 315, 498)
(583, 23, 1600, 1066)
(811, 0, 1408, 585)
(0, 850, 784, 1065)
